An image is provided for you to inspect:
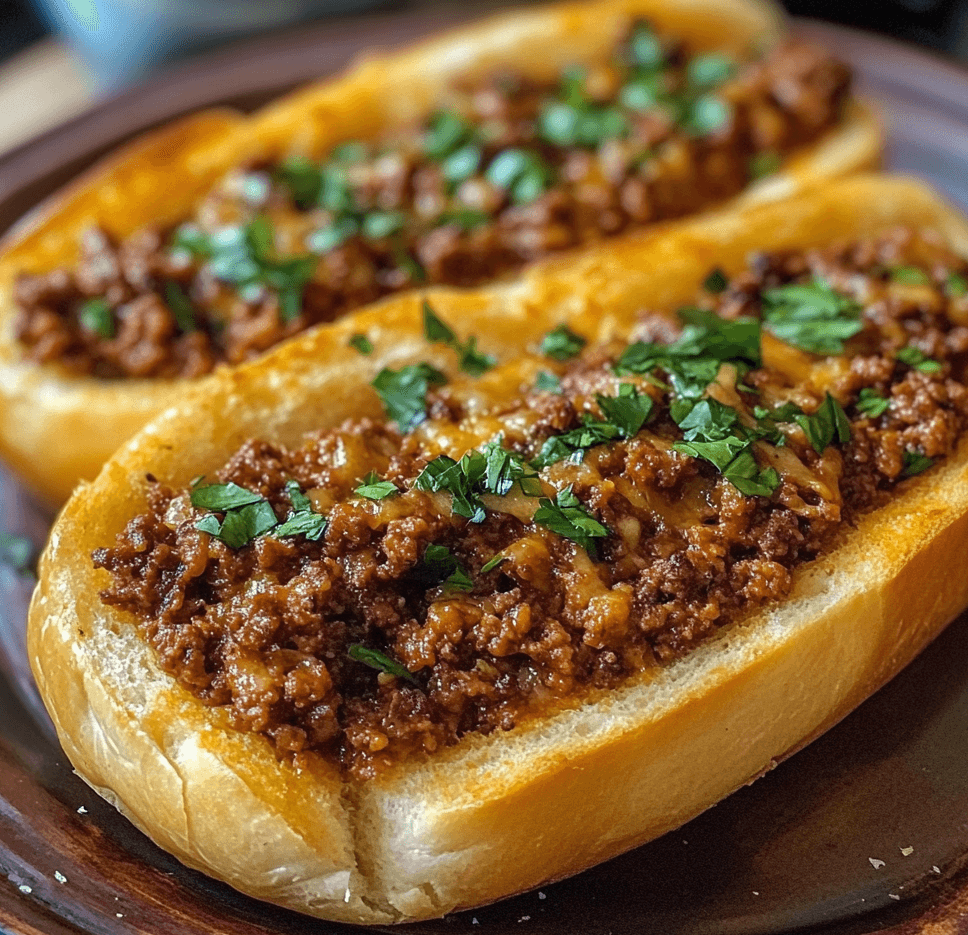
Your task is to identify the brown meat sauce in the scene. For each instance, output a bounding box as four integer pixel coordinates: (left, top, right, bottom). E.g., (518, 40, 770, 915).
(15, 30, 850, 379)
(92, 230, 968, 780)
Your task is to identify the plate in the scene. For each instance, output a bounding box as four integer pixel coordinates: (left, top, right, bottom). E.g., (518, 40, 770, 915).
(2, 12, 968, 935)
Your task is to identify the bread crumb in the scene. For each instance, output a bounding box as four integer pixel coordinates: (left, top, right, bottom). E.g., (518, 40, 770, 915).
(900, 846, 914, 857)
(869, 858, 885, 869)
(54, 872, 67, 884)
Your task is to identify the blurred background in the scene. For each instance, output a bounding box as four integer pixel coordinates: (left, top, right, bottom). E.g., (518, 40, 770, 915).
(2, 0, 968, 160)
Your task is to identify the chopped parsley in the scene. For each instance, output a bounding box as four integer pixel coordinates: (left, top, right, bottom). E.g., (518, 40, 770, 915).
(946, 272, 968, 297)
(856, 387, 890, 418)
(902, 450, 933, 476)
(615, 307, 761, 398)
(686, 53, 735, 88)
(896, 346, 942, 373)
(485, 148, 554, 205)
(889, 266, 932, 286)
(749, 151, 782, 180)
(534, 486, 609, 557)
(703, 267, 728, 293)
(348, 645, 418, 684)
(761, 278, 863, 355)
(0, 532, 33, 574)
(674, 435, 780, 497)
(348, 333, 373, 355)
(481, 553, 506, 573)
(535, 371, 563, 393)
(414, 438, 541, 522)
(532, 384, 653, 467)
(794, 393, 851, 455)
(371, 362, 447, 433)
(193, 479, 325, 547)
(163, 282, 197, 333)
(424, 110, 478, 161)
(421, 543, 474, 592)
(538, 68, 629, 148)
(540, 324, 587, 362)
(78, 298, 115, 339)
(179, 217, 317, 324)
(355, 472, 399, 500)
(422, 301, 495, 376)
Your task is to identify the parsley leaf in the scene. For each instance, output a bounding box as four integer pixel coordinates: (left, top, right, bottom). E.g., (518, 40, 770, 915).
(163, 282, 197, 333)
(211, 500, 279, 549)
(421, 543, 474, 592)
(748, 151, 781, 180)
(856, 387, 890, 418)
(481, 553, 507, 573)
(78, 298, 115, 339)
(273, 510, 327, 541)
(485, 148, 554, 205)
(422, 301, 495, 376)
(534, 486, 609, 557)
(794, 393, 851, 455)
(372, 362, 447, 432)
(686, 53, 735, 88)
(761, 278, 863, 355)
(596, 384, 654, 438)
(703, 267, 728, 293)
(903, 449, 933, 477)
(535, 371, 562, 393)
(285, 479, 312, 513)
(896, 346, 942, 373)
(889, 266, 931, 286)
(673, 435, 780, 497)
(348, 645, 418, 684)
(946, 272, 968, 297)
(355, 472, 399, 500)
(540, 324, 587, 361)
(191, 482, 264, 511)
(414, 452, 487, 523)
(349, 333, 373, 354)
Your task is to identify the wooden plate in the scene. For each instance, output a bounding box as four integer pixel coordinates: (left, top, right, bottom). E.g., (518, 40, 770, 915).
(2, 11, 968, 934)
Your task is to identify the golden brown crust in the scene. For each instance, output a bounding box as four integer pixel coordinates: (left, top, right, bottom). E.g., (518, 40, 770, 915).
(0, 0, 882, 509)
(28, 174, 968, 923)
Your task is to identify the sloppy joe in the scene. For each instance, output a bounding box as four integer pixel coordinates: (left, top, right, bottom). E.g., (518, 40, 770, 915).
(92, 229, 968, 780)
(16, 24, 850, 380)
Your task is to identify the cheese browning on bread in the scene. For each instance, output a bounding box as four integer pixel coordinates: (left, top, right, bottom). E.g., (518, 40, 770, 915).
(89, 228, 968, 780)
(14, 27, 850, 379)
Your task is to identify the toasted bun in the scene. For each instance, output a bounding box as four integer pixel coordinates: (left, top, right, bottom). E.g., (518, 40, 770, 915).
(28, 174, 968, 923)
(0, 0, 882, 509)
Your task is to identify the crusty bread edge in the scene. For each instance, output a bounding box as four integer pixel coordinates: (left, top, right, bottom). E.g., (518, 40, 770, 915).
(27, 174, 968, 922)
(0, 0, 881, 509)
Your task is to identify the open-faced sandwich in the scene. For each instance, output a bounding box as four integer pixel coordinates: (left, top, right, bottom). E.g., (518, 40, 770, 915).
(0, 0, 880, 506)
(29, 175, 968, 923)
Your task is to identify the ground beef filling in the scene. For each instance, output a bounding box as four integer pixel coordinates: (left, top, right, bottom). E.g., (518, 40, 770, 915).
(16, 31, 850, 379)
(92, 231, 968, 780)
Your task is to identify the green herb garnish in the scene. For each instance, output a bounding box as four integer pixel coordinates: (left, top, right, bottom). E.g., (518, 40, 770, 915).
(946, 272, 968, 297)
(794, 393, 851, 455)
(348, 645, 419, 684)
(761, 278, 863, 355)
(903, 449, 934, 476)
(191, 482, 264, 511)
(703, 267, 729, 293)
(78, 298, 115, 339)
(896, 346, 942, 373)
(273, 510, 328, 541)
(355, 472, 399, 500)
(485, 148, 554, 205)
(201, 500, 279, 549)
(163, 282, 196, 333)
(540, 324, 587, 362)
(535, 371, 562, 393)
(889, 266, 932, 286)
(421, 543, 474, 592)
(749, 151, 782, 180)
(349, 333, 373, 355)
(534, 486, 609, 557)
(686, 53, 735, 88)
(856, 387, 890, 418)
(372, 362, 447, 433)
(481, 553, 506, 573)
(422, 301, 496, 377)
